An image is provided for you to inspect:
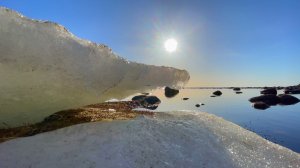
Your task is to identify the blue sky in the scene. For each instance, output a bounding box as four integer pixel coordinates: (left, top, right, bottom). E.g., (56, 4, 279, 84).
(1, 0, 299, 86)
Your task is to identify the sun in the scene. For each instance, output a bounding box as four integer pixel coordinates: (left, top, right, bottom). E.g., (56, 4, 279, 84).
(164, 38, 177, 53)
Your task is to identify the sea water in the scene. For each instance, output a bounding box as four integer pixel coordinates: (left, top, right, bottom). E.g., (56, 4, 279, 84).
(149, 88, 300, 153)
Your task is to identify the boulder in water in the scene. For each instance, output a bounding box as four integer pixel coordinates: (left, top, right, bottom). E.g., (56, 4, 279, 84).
(249, 95, 280, 106)
(195, 104, 200, 107)
(132, 95, 161, 110)
(164, 87, 179, 98)
(260, 88, 277, 95)
(132, 95, 147, 102)
(284, 88, 300, 94)
(182, 98, 189, 100)
(233, 87, 241, 91)
(143, 96, 161, 105)
(213, 90, 222, 96)
(278, 94, 300, 105)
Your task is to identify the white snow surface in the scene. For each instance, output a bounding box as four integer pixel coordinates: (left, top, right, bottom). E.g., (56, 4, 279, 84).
(0, 7, 189, 126)
(0, 111, 299, 168)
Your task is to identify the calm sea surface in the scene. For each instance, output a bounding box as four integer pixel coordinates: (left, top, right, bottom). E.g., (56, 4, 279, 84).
(147, 88, 300, 153)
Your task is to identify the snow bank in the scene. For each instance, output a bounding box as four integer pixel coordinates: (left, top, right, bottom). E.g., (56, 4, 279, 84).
(0, 112, 299, 168)
(0, 7, 189, 126)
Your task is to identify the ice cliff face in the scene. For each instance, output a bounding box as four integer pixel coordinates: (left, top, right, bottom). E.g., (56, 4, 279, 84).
(0, 7, 189, 126)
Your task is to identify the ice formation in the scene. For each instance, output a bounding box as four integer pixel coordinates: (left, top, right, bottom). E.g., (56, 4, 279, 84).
(0, 112, 299, 168)
(0, 7, 189, 126)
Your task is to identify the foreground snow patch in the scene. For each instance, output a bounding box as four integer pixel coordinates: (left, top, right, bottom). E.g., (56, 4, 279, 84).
(0, 112, 299, 168)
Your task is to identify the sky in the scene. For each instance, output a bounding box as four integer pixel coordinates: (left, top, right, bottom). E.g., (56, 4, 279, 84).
(1, 0, 300, 87)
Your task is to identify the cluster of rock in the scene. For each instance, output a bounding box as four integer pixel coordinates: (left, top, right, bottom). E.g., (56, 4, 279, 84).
(164, 85, 299, 111)
(284, 85, 300, 94)
(233, 87, 243, 94)
(249, 87, 300, 110)
(131, 86, 181, 110)
(195, 103, 205, 107)
(164, 87, 206, 108)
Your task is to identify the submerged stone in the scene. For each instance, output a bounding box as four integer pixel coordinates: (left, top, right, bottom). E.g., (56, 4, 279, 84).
(252, 102, 270, 110)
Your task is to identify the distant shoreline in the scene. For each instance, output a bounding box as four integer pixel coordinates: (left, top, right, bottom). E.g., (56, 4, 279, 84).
(184, 87, 264, 89)
(183, 86, 283, 89)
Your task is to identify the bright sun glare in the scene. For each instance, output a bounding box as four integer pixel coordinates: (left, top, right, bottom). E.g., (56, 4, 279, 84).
(164, 38, 177, 53)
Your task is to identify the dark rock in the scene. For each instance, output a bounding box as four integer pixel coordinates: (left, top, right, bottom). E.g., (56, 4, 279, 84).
(233, 87, 241, 91)
(284, 88, 300, 94)
(201, 103, 205, 105)
(276, 86, 284, 90)
(132, 95, 147, 102)
(278, 94, 300, 105)
(252, 102, 270, 110)
(210, 95, 216, 97)
(164, 86, 179, 98)
(213, 90, 222, 96)
(236, 91, 243, 94)
(182, 98, 189, 100)
(260, 88, 277, 95)
(144, 96, 161, 104)
(132, 95, 161, 110)
(249, 95, 280, 106)
(195, 104, 200, 107)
